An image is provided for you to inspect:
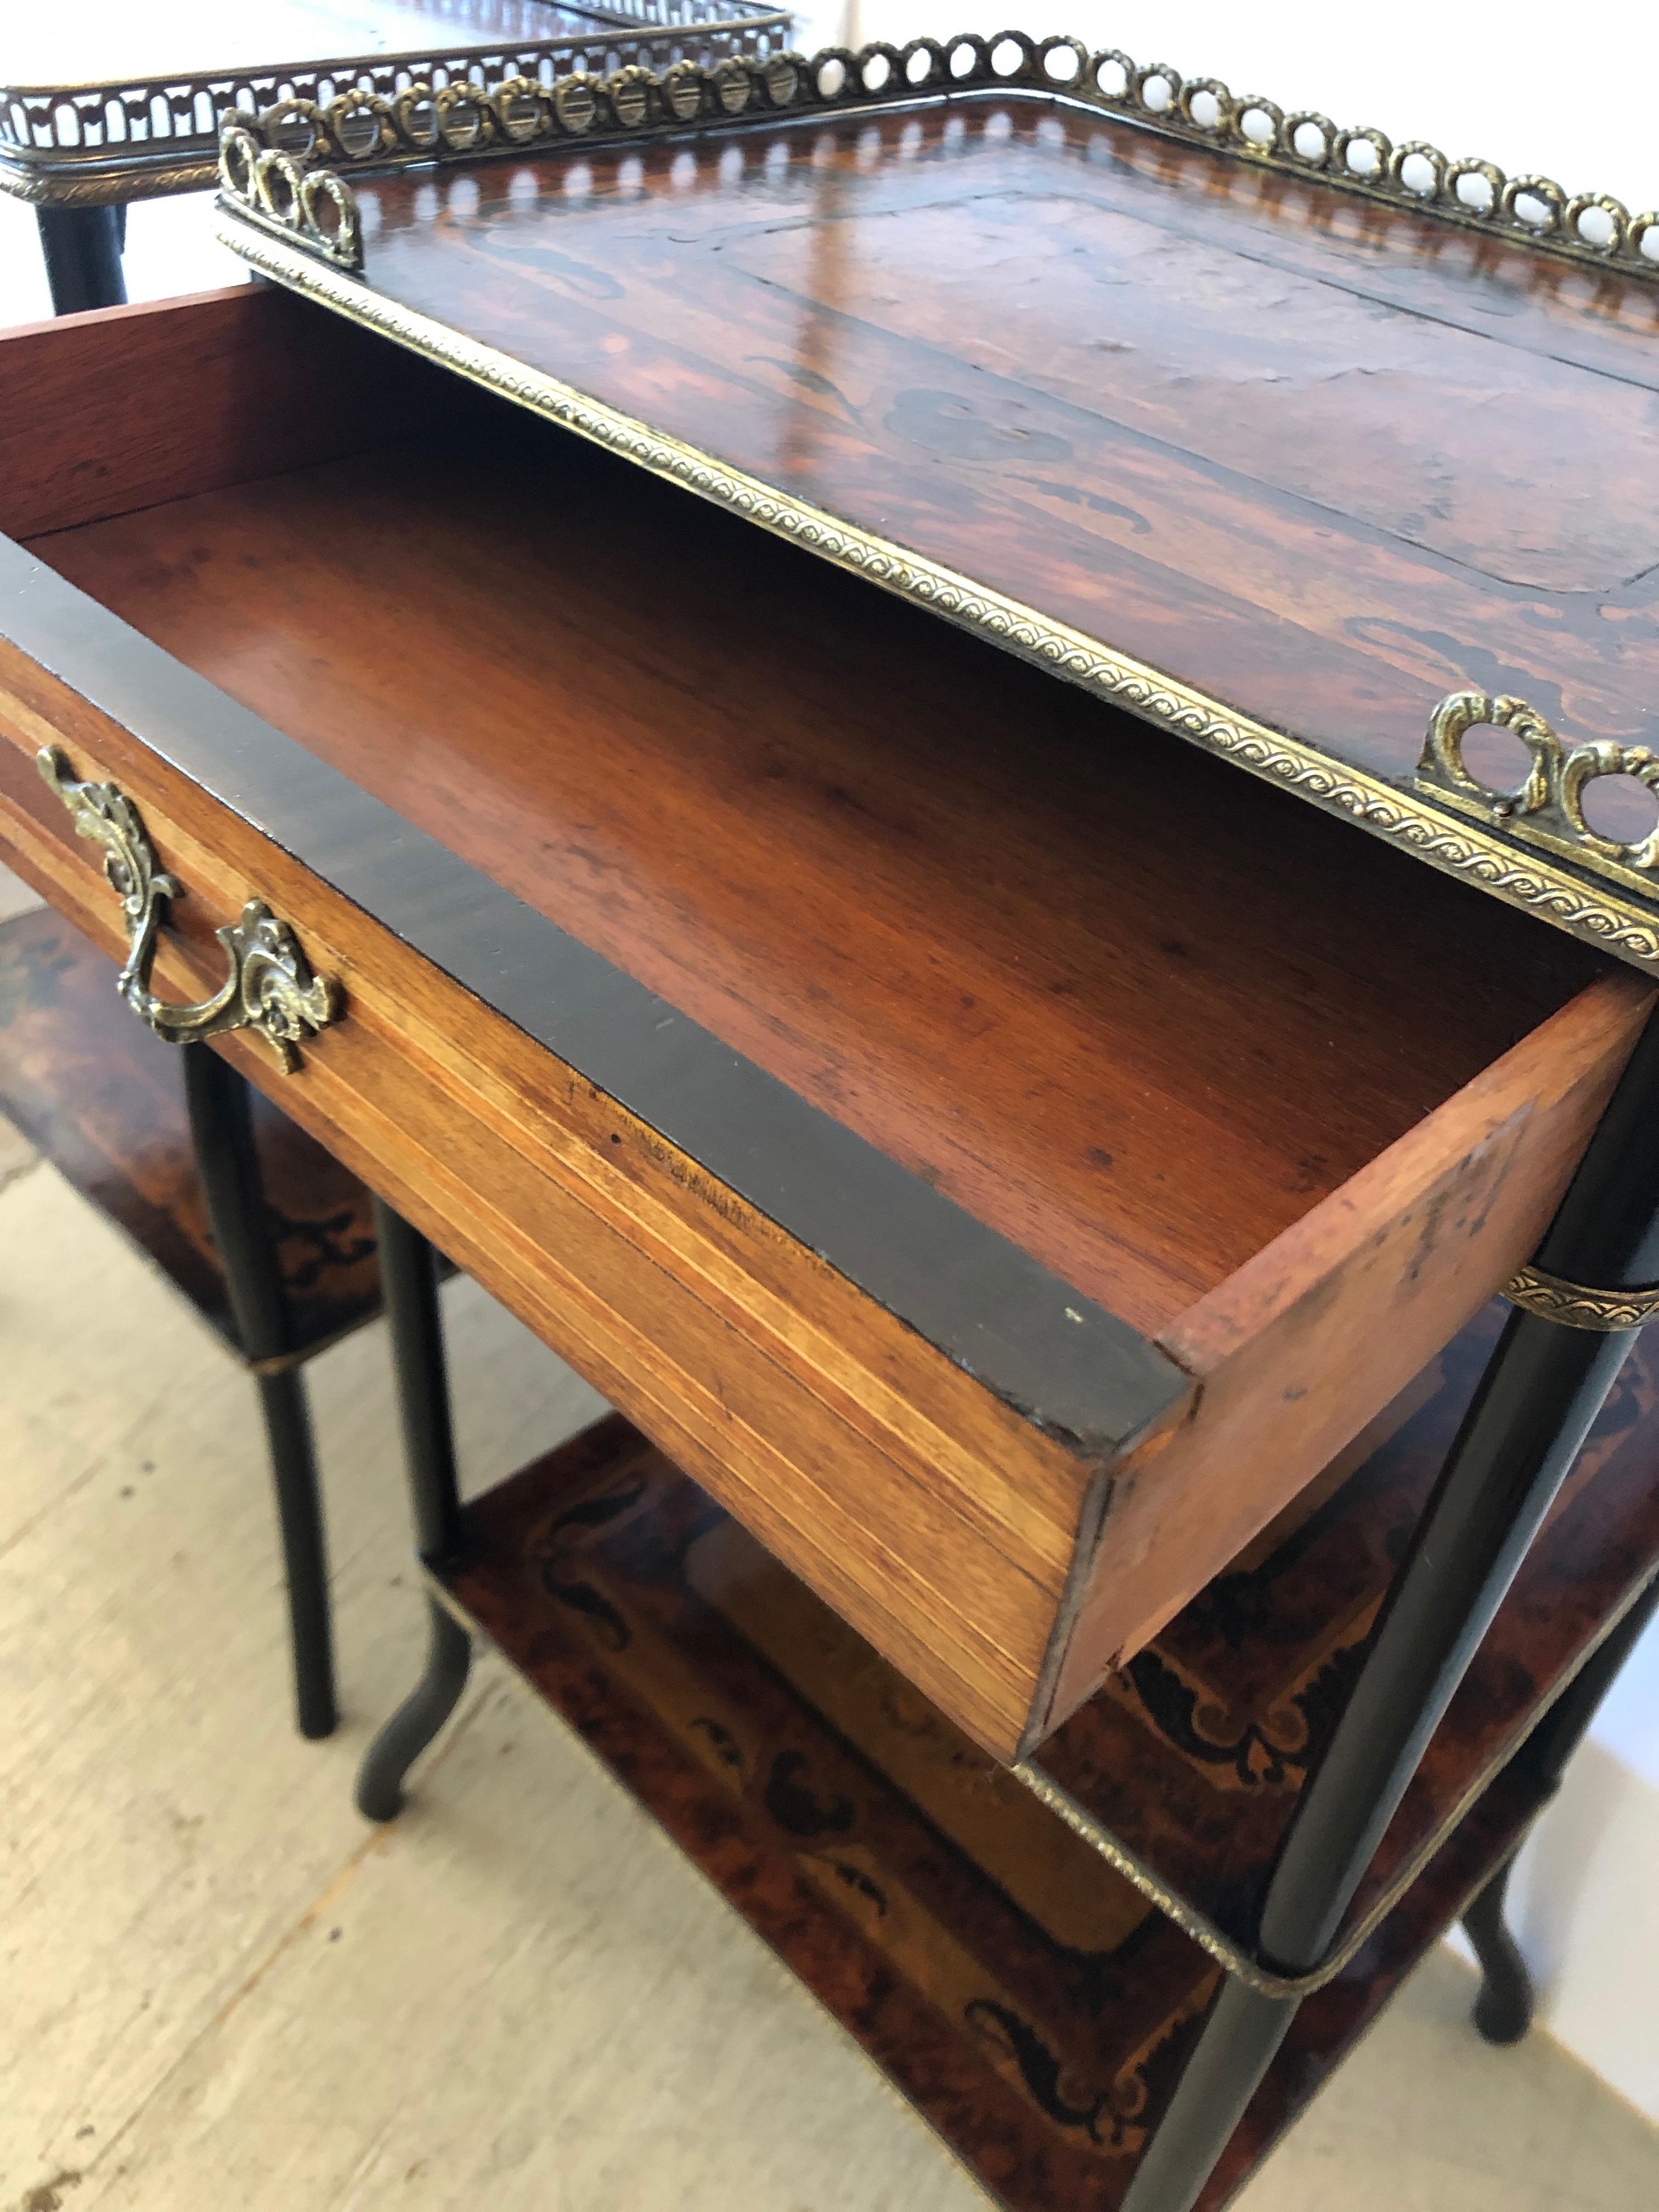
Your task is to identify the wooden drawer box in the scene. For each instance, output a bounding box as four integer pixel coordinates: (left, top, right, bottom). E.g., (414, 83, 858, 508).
(0, 285, 1647, 1761)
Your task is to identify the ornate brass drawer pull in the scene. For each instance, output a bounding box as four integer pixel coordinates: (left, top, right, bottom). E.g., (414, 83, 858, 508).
(37, 746, 338, 1073)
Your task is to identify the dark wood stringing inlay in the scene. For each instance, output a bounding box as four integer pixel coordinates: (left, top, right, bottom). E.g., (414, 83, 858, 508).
(441, 1412, 1559, 2211)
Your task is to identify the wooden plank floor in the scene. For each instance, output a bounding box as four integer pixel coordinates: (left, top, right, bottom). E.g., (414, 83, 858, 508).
(1, 863, 1656, 2212)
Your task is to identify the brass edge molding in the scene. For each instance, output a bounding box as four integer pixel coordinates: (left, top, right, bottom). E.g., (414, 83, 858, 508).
(221, 30, 1659, 284)
(37, 744, 338, 1073)
(1420, 693, 1659, 901)
(1503, 1263, 1659, 1332)
(1022, 1555, 1659, 1994)
(212, 217, 1659, 980)
(1012, 1759, 1306, 1996)
(0, 157, 219, 208)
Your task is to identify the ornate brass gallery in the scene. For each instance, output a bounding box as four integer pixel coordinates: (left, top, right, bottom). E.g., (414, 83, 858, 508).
(218, 32, 1659, 284)
(0, 6, 795, 207)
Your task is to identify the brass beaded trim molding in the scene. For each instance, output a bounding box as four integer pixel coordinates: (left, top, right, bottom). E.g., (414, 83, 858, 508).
(1419, 695, 1659, 902)
(218, 30, 1659, 282)
(1012, 1751, 1532, 2000)
(1019, 1549, 1659, 1995)
(1504, 1265, 1659, 1333)
(215, 214, 1659, 980)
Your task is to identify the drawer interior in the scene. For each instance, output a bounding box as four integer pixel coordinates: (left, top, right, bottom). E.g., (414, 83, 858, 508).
(13, 301, 1618, 1342)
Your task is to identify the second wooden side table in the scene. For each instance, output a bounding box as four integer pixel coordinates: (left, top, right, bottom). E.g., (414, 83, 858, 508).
(2, 0, 793, 310)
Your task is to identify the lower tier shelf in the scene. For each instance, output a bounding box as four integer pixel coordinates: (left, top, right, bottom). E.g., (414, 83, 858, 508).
(437, 1415, 1558, 2211)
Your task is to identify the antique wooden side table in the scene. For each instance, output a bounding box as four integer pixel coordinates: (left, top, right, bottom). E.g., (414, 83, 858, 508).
(1, 0, 793, 311)
(1, 29, 1656, 2210)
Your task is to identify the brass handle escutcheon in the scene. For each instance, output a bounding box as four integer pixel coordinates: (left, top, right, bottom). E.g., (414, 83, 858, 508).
(37, 745, 338, 1073)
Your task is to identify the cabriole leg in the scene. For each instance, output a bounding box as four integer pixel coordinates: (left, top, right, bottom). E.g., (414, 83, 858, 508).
(1463, 1859, 1532, 2045)
(1463, 1568, 1659, 2045)
(1122, 1009, 1659, 2212)
(356, 1197, 470, 1820)
(356, 1598, 472, 1822)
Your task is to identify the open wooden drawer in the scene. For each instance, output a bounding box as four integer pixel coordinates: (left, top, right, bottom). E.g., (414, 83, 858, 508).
(0, 285, 1648, 1761)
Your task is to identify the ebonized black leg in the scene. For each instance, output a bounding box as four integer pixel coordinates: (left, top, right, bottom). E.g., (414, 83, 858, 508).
(356, 1597, 472, 1822)
(36, 205, 127, 314)
(1121, 1008, 1659, 2212)
(256, 1368, 335, 1741)
(356, 1198, 470, 1821)
(183, 1042, 337, 1739)
(1463, 1858, 1533, 2045)
(1462, 1568, 1659, 2045)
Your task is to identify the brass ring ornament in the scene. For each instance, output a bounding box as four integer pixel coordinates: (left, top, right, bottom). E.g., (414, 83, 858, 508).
(1503, 1264, 1659, 1333)
(218, 122, 363, 269)
(1418, 693, 1555, 821)
(1558, 743, 1659, 876)
(1417, 693, 1659, 897)
(37, 747, 338, 1074)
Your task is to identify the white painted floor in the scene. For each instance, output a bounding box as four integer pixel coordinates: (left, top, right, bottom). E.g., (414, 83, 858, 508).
(2, 845, 1657, 2212)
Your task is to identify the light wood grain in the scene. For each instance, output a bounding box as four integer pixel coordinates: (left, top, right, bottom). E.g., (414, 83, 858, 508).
(1042, 970, 1652, 1720)
(24, 422, 1615, 1340)
(0, 286, 459, 543)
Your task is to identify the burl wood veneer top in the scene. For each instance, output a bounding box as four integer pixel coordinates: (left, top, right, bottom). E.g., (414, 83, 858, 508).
(335, 94, 1659, 824)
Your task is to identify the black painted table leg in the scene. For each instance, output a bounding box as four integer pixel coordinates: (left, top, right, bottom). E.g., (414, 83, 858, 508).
(183, 1042, 336, 1739)
(1463, 1858, 1533, 2045)
(1462, 1567, 1659, 2044)
(356, 1198, 470, 1821)
(1122, 1007, 1659, 2212)
(356, 1598, 472, 1822)
(36, 205, 127, 314)
(256, 1367, 335, 1740)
